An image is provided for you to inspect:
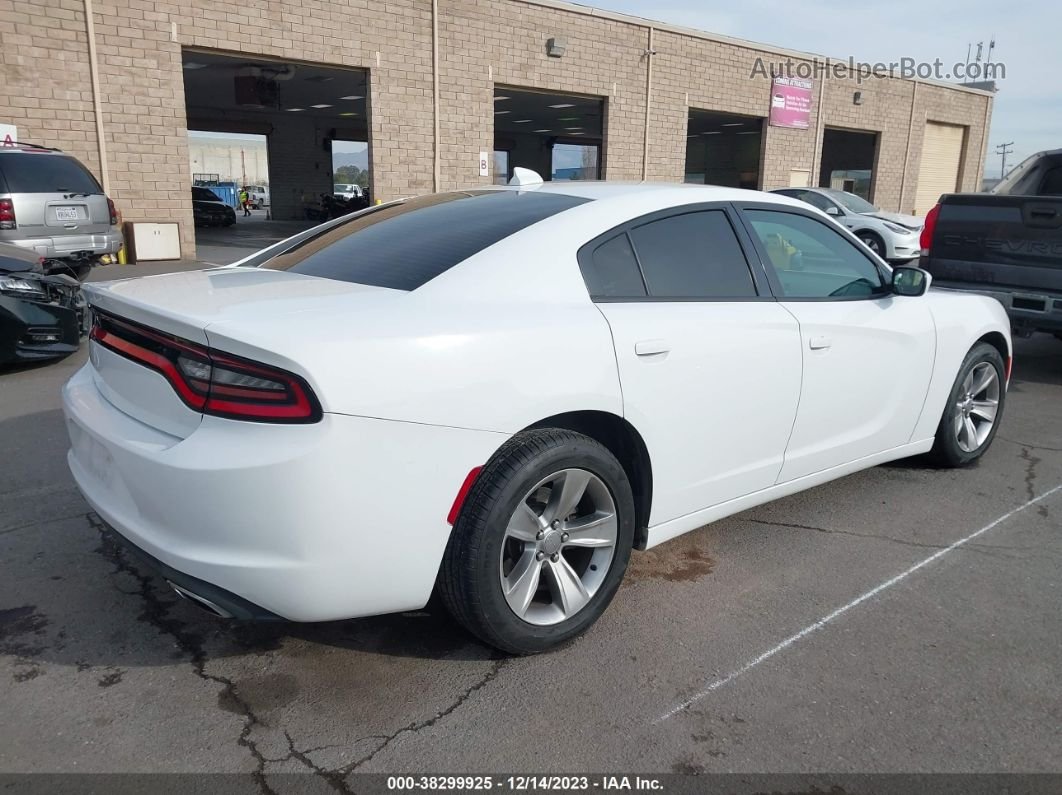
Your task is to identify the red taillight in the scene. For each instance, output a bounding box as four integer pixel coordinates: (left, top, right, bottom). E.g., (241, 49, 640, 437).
(107, 197, 119, 226)
(919, 202, 941, 253)
(0, 198, 15, 230)
(447, 466, 483, 525)
(90, 312, 321, 423)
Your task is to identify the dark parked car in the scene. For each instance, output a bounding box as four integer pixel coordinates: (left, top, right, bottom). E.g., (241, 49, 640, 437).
(192, 187, 236, 227)
(0, 242, 86, 365)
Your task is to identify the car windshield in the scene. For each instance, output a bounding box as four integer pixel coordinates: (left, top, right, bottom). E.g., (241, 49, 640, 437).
(0, 153, 102, 194)
(193, 188, 222, 202)
(259, 189, 589, 291)
(824, 189, 879, 214)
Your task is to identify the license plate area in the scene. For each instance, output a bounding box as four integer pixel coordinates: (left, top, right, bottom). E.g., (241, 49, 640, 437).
(55, 206, 80, 222)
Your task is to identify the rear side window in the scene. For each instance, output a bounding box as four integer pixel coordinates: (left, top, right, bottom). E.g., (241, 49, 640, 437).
(581, 233, 646, 298)
(0, 153, 102, 194)
(628, 211, 757, 299)
(262, 190, 588, 291)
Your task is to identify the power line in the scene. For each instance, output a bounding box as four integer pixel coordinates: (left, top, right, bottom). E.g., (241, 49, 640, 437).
(995, 141, 1014, 179)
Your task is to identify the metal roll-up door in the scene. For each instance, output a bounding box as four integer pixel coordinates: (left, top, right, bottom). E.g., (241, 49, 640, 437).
(914, 122, 966, 215)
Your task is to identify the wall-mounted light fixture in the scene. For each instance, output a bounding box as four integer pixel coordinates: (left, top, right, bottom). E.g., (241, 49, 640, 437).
(546, 37, 567, 57)
(853, 91, 864, 105)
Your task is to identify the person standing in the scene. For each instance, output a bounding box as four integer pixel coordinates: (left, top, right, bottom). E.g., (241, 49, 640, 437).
(239, 188, 251, 217)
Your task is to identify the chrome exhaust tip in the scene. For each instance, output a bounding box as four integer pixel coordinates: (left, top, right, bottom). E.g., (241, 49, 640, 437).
(167, 580, 234, 619)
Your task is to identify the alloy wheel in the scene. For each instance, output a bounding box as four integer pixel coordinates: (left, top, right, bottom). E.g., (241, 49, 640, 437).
(954, 361, 1000, 453)
(499, 468, 618, 626)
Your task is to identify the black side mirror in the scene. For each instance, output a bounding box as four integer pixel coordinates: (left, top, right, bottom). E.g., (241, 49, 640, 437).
(892, 266, 931, 297)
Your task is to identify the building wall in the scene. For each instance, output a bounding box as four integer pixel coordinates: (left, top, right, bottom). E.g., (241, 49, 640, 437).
(1, 0, 993, 258)
(1, 0, 100, 178)
(438, 0, 649, 188)
(188, 139, 270, 186)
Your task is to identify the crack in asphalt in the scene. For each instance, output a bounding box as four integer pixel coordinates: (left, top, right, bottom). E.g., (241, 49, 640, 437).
(1019, 446, 1050, 519)
(274, 731, 363, 793)
(87, 512, 510, 790)
(746, 518, 1015, 558)
(998, 435, 1062, 453)
(88, 514, 278, 795)
(0, 510, 93, 536)
(332, 658, 509, 777)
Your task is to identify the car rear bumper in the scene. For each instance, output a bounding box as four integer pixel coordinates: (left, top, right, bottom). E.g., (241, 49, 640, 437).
(933, 282, 1062, 333)
(6, 229, 122, 260)
(62, 363, 506, 621)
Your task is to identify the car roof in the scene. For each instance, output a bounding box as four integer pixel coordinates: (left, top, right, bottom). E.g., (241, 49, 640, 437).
(0, 145, 68, 155)
(483, 180, 792, 205)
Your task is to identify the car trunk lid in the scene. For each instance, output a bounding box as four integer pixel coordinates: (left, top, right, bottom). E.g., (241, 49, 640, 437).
(83, 267, 400, 437)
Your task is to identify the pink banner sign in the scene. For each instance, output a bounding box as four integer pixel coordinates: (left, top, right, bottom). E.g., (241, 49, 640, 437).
(769, 76, 813, 129)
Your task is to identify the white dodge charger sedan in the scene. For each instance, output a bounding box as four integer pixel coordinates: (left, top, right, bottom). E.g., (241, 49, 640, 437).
(63, 179, 1011, 654)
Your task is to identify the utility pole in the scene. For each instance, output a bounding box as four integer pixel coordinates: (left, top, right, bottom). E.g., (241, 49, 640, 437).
(996, 141, 1014, 179)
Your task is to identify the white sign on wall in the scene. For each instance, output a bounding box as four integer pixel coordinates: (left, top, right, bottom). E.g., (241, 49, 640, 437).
(479, 151, 489, 177)
(0, 124, 17, 147)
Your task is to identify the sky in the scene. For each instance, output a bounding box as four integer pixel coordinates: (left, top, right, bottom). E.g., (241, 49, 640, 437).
(586, 0, 1055, 177)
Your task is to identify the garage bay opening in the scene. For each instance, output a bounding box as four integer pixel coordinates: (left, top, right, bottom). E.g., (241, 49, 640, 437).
(819, 128, 879, 201)
(493, 87, 604, 183)
(685, 109, 764, 188)
(181, 49, 371, 261)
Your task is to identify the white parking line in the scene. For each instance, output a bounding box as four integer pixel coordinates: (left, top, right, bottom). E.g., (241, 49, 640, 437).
(654, 483, 1062, 724)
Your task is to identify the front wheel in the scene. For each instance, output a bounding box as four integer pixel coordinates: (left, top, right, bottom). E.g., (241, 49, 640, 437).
(438, 429, 635, 654)
(858, 231, 886, 258)
(928, 342, 1006, 467)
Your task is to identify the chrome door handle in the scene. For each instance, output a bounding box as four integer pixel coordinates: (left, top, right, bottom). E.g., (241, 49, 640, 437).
(635, 339, 670, 356)
(809, 335, 832, 350)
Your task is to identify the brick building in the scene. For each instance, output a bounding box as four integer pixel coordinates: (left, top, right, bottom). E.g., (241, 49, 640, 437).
(1, 0, 993, 257)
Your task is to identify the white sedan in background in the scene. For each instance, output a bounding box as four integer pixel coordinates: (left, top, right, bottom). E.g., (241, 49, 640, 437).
(63, 177, 1010, 654)
(771, 187, 924, 261)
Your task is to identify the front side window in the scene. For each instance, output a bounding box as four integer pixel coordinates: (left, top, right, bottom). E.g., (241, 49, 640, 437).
(628, 210, 757, 299)
(744, 209, 887, 299)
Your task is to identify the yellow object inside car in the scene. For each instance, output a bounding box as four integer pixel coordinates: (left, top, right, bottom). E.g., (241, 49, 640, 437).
(764, 232, 801, 270)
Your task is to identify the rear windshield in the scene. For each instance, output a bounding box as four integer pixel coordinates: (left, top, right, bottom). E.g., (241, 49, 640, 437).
(0, 153, 102, 194)
(260, 190, 589, 291)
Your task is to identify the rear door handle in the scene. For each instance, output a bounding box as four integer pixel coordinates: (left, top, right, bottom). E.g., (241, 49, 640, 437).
(809, 335, 832, 350)
(635, 339, 670, 356)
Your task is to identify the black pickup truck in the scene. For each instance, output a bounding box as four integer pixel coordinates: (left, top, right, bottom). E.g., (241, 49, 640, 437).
(919, 148, 1062, 338)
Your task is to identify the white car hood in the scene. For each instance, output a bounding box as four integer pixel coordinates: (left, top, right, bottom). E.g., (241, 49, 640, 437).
(865, 210, 923, 230)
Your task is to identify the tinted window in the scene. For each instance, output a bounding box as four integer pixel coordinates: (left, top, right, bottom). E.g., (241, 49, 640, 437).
(580, 233, 646, 298)
(193, 187, 222, 202)
(262, 190, 588, 291)
(0, 153, 101, 194)
(745, 210, 887, 299)
(788, 190, 837, 213)
(628, 211, 756, 298)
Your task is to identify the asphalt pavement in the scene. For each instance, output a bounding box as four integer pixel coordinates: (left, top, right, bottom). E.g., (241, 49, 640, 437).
(1, 319, 1060, 784)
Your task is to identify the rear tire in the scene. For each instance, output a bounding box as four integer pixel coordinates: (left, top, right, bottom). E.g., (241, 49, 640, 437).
(928, 342, 1005, 467)
(438, 429, 635, 655)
